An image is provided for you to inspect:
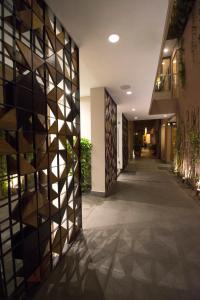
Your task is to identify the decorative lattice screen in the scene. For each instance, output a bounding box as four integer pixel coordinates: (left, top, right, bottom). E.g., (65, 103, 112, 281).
(105, 90, 117, 195)
(0, 0, 81, 298)
(122, 114, 128, 169)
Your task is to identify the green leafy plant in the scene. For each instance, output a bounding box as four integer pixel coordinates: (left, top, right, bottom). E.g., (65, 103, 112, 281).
(178, 42, 186, 88)
(167, 0, 195, 39)
(188, 128, 200, 178)
(80, 138, 92, 192)
(64, 137, 92, 191)
(0, 155, 7, 197)
(174, 121, 184, 173)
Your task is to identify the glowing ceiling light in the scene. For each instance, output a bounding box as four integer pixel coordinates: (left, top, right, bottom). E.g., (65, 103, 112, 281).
(163, 48, 169, 53)
(126, 91, 132, 95)
(108, 34, 120, 44)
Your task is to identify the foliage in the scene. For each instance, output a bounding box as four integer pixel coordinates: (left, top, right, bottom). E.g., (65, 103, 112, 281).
(174, 122, 183, 172)
(133, 134, 142, 148)
(188, 128, 200, 164)
(134, 144, 141, 151)
(178, 42, 186, 88)
(0, 155, 8, 197)
(80, 138, 92, 192)
(174, 119, 200, 182)
(0, 129, 8, 196)
(167, 0, 196, 39)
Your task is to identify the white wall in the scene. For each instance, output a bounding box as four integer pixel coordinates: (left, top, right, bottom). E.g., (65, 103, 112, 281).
(117, 111, 123, 171)
(80, 96, 91, 140)
(91, 87, 105, 193)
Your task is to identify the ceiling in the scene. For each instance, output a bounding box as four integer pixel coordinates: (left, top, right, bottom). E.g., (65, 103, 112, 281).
(46, 0, 169, 120)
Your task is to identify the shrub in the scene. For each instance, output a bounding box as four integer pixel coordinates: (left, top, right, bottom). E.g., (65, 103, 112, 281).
(80, 138, 92, 192)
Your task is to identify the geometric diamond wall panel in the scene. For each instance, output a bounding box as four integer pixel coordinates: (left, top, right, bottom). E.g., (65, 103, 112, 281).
(105, 90, 117, 195)
(0, 0, 81, 298)
(122, 114, 128, 169)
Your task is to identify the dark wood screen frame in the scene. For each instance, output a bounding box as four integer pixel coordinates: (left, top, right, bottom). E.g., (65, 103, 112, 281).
(0, 0, 81, 298)
(122, 114, 128, 169)
(105, 90, 117, 195)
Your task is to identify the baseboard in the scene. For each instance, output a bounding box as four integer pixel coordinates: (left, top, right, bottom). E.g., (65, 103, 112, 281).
(91, 191, 106, 197)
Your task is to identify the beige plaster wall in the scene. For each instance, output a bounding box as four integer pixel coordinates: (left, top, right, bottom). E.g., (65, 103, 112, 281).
(128, 121, 133, 159)
(176, 0, 200, 177)
(80, 96, 91, 140)
(178, 0, 200, 114)
(91, 87, 106, 193)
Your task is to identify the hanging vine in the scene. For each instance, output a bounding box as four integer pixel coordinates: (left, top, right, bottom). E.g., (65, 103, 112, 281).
(188, 127, 200, 179)
(174, 120, 184, 173)
(178, 40, 186, 88)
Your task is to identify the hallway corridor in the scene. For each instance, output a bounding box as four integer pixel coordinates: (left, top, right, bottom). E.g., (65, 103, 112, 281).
(34, 159, 200, 300)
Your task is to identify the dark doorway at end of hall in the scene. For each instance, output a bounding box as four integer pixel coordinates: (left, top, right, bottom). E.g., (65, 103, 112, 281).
(132, 119, 161, 159)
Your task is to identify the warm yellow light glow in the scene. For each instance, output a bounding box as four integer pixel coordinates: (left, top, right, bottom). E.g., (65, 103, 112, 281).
(173, 60, 177, 64)
(196, 180, 200, 191)
(146, 134, 151, 144)
(11, 175, 18, 189)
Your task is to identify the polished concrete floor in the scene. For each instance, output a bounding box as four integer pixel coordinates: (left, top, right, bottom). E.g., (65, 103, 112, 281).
(34, 158, 200, 300)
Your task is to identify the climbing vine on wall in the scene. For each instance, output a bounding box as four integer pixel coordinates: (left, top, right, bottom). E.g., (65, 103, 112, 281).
(174, 109, 200, 185)
(178, 40, 186, 88)
(174, 120, 184, 173)
(189, 128, 200, 162)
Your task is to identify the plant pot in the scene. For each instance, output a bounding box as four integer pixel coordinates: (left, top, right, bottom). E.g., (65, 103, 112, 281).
(134, 150, 141, 158)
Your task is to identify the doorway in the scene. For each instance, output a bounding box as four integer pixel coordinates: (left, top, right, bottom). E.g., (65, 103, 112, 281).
(133, 119, 161, 159)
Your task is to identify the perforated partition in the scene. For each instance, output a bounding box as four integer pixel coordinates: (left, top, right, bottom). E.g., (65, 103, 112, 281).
(122, 114, 128, 169)
(105, 90, 117, 195)
(0, 0, 81, 298)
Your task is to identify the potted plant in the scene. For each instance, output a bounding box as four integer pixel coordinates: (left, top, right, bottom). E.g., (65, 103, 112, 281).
(80, 138, 92, 193)
(134, 144, 142, 158)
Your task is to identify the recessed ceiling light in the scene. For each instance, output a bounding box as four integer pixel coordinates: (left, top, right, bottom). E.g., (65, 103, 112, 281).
(163, 48, 169, 53)
(132, 108, 136, 112)
(126, 91, 132, 95)
(173, 60, 177, 64)
(162, 62, 165, 65)
(134, 116, 138, 120)
(163, 114, 167, 118)
(108, 34, 120, 44)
